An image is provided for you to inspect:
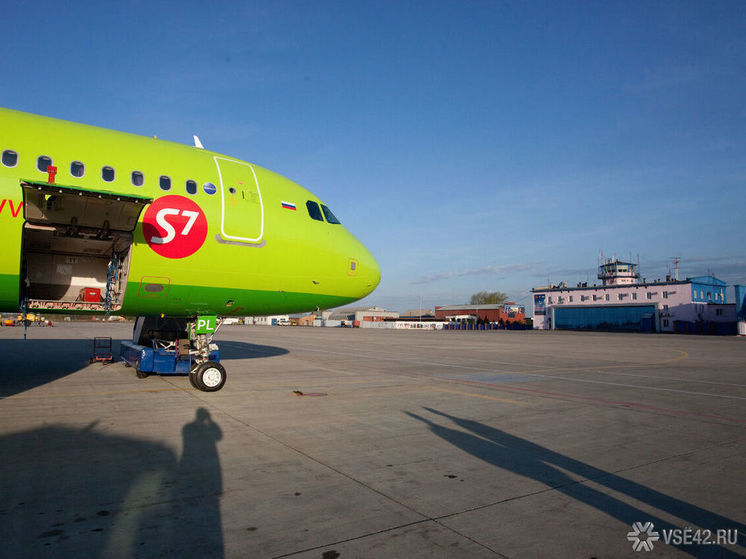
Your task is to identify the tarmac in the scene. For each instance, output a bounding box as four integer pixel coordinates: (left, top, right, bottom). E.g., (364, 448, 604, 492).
(0, 322, 744, 558)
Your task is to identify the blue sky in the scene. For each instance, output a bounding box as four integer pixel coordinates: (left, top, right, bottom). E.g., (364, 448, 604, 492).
(2, 1, 745, 311)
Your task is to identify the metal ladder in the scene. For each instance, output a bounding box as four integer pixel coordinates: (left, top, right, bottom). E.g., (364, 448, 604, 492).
(104, 252, 121, 315)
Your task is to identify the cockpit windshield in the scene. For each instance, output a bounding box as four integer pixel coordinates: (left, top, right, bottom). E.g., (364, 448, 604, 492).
(321, 204, 341, 224)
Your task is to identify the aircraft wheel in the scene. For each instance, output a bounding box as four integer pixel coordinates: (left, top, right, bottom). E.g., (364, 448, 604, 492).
(193, 361, 226, 392)
(188, 364, 200, 389)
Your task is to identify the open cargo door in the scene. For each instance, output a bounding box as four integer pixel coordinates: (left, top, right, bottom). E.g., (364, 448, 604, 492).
(21, 180, 152, 312)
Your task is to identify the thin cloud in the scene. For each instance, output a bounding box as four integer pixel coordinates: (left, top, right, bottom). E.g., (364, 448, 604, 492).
(413, 263, 537, 285)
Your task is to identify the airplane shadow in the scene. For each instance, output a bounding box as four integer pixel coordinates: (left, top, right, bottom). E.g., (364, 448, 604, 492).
(406, 408, 745, 558)
(0, 339, 92, 397)
(216, 340, 289, 360)
(0, 407, 225, 558)
(0, 339, 288, 398)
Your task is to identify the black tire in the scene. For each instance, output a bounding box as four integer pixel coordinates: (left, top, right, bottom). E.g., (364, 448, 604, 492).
(188, 363, 200, 389)
(135, 360, 149, 379)
(193, 361, 226, 392)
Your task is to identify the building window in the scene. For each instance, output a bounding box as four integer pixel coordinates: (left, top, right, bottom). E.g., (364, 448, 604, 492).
(593, 295, 599, 301)
(605, 294, 610, 301)
(663, 304, 669, 312)
(663, 291, 668, 299)
(569, 296, 573, 303)
(2, 150, 18, 167)
(716, 308, 723, 316)
(647, 292, 654, 300)
(131, 171, 144, 186)
(102, 166, 115, 182)
(70, 161, 85, 177)
(558, 296, 564, 304)
(548, 297, 553, 304)
(186, 180, 197, 195)
(37, 155, 52, 172)
(632, 292, 637, 300)
(663, 319, 669, 327)
(159, 175, 171, 191)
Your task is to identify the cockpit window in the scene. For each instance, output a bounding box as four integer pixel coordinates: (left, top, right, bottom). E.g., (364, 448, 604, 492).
(321, 205, 341, 224)
(306, 200, 324, 222)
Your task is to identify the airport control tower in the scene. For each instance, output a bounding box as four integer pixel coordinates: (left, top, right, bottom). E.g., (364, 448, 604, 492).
(597, 257, 640, 286)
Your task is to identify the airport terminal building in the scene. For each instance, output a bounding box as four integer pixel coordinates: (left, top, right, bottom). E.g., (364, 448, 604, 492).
(532, 259, 737, 334)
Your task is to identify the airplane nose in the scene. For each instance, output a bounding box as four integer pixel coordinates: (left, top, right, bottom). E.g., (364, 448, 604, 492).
(355, 243, 381, 298)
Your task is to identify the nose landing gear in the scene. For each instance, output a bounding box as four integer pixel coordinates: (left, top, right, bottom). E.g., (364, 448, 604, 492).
(186, 316, 226, 391)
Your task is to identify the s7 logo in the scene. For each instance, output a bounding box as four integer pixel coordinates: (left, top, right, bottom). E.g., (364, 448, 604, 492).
(143, 196, 208, 259)
(151, 209, 200, 245)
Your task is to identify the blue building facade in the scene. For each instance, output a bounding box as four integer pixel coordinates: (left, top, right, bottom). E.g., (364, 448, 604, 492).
(689, 276, 727, 304)
(554, 304, 656, 332)
(735, 285, 746, 320)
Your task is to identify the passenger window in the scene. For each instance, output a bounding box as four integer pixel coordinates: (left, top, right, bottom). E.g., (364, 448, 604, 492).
(159, 175, 171, 191)
(70, 161, 85, 177)
(37, 155, 52, 172)
(2, 150, 18, 167)
(131, 171, 144, 186)
(102, 166, 115, 182)
(321, 204, 341, 224)
(186, 180, 197, 195)
(306, 200, 324, 221)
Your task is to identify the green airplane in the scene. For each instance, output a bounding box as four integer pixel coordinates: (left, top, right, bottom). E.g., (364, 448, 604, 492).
(0, 108, 380, 390)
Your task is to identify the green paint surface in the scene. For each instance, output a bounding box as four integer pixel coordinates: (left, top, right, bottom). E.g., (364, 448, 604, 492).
(196, 315, 217, 334)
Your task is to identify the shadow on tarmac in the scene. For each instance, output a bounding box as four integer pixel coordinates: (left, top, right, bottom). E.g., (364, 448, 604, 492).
(0, 407, 224, 558)
(406, 408, 745, 558)
(0, 338, 288, 397)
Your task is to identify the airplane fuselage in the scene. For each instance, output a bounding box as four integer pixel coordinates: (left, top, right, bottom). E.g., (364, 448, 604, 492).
(0, 108, 380, 317)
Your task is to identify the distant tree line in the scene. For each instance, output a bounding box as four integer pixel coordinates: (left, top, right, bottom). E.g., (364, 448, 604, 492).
(469, 291, 508, 305)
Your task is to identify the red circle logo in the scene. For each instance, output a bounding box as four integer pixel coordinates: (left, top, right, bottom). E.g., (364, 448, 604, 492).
(142, 196, 208, 259)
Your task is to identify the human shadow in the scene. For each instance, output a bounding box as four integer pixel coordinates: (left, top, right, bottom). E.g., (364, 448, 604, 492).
(0, 408, 225, 558)
(0, 338, 287, 398)
(173, 407, 224, 556)
(406, 408, 745, 558)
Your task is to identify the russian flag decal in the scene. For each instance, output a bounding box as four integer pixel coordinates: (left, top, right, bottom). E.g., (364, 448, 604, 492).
(281, 201, 296, 211)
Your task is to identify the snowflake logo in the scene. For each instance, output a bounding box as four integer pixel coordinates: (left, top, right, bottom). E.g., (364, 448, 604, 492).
(627, 521, 660, 551)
